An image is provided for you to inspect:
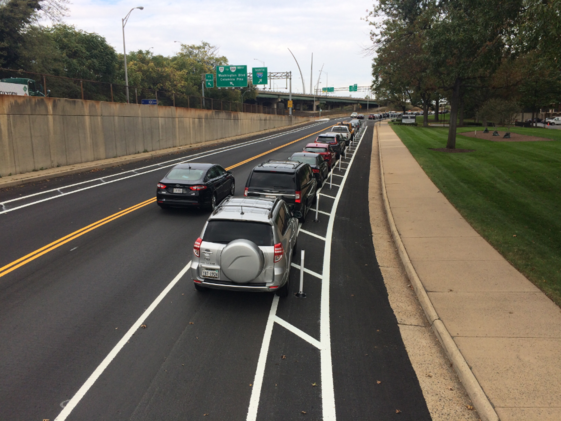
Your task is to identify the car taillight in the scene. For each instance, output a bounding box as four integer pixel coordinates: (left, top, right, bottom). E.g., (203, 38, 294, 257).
(194, 237, 202, 257)
(244, 187, 248, 197)
(190, 185, 207, 191)
(312, 169, 319, 173)
(295, 191, 301, 203)
(157, 183, 167, 189)
(274, 243, 284, 263)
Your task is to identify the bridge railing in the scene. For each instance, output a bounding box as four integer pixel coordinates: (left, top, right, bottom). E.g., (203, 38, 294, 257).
(0, 68, 289, 116)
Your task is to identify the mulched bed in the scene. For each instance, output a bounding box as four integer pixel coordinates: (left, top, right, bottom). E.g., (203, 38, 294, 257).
(430, 148, 475, 153)
(461, 131, 552, 142)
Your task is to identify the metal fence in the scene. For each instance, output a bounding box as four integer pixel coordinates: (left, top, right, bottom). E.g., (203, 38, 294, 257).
(0, 68, 355, 118)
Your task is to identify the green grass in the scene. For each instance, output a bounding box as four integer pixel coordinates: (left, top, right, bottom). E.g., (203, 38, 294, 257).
(390, 124, 561, 306)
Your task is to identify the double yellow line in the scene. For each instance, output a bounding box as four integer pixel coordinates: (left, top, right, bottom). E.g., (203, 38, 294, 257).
(0, 126, 328, 279)
(0, 198, 156, 279)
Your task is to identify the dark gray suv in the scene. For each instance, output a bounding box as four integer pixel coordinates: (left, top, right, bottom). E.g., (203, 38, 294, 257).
(191, 197, 298, 297)
(244, 160, 318, 222)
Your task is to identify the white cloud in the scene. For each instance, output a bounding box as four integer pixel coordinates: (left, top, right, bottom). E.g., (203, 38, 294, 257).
(62, 0, 375, 96)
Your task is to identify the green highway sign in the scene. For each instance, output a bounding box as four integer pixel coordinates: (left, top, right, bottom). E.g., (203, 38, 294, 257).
(205, 73, 214, 88)
(252, 67, 268, 85)
(322, 87, 334, 93)
(216, 65, 248, 88)
(349, 84, 358, 92)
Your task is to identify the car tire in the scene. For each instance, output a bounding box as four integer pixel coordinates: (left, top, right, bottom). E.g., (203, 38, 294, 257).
(208, 193, 217, 211)
(194, 283, 207, 292)
(276, 278, 289, 297)
(230, 181, 235, 196)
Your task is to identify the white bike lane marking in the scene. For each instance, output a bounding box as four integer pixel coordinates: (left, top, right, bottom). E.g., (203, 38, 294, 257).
(246, 124, 369, 421)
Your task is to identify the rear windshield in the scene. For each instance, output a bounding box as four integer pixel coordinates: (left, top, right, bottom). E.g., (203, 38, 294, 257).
(331, 127, 347, 132)
(166, 168, 205, 181)
(305, 147, 327, 153)
(248, 172, 295, 189)
(203, 220, 273, 246)
(317, 137, 336, 143)
(289, 156, 316, 165)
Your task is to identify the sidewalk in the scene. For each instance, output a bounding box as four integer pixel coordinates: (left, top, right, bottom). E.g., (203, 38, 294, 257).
(376, 122, 561, 421)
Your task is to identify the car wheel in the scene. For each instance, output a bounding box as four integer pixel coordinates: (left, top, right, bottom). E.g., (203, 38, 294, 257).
(276, 278, 290, 297)
(230, 181, 236, 196)
(299, 205, 307, 223)
(194, 283, 208, 292)
(209, 194, 217, 211)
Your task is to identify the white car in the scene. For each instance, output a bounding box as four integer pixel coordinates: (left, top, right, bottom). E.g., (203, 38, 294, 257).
(350, 112, 358, 118)
(545, 116, 561, 125)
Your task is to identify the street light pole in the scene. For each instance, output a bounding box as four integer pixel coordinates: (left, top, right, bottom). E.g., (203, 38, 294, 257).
(122, 6, 144, 103)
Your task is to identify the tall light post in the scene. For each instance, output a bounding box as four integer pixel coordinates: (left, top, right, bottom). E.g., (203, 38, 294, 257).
(287, 48, 306, 94)
(122, 6, 144, 103)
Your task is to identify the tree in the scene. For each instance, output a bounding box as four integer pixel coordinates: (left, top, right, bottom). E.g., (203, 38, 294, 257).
(479, 98, 520, 132)
(423, 0, 525, 148)
(0, 0, 41, 67)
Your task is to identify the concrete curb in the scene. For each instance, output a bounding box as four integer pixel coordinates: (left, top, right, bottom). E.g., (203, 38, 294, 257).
(375, 123, 500, 421)
(0, 117, 332, 189)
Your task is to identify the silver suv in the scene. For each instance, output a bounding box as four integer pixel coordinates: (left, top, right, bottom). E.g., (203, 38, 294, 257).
(191, 197, 298, 297)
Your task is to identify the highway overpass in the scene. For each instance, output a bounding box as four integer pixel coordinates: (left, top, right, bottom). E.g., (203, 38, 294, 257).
(254, 90, 378, 112)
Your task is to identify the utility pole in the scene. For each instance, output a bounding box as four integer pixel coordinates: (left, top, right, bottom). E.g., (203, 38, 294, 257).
(289, 71, 292, 116)
(122, 6, 144, 103)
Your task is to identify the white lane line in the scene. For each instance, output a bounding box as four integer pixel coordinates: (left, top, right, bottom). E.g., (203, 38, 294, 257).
(246, 295, 280, 421)
(54, 261, 192, 421)
(0, 122, 329, 215)
(320, 121, 368, 421)
(274, 316, 321, 349)
(299, 229, 326, 241)
(290, 263, 323, 280)
(320, 193, 337, 199)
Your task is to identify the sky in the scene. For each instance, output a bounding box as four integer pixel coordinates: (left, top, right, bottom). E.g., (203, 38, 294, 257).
(62, 0, 376, 98)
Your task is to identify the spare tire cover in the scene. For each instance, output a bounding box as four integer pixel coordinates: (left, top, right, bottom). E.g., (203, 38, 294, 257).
(221, 239, 264, 284)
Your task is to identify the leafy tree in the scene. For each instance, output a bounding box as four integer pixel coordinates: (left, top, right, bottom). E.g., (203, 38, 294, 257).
(0, 0, 41, 67)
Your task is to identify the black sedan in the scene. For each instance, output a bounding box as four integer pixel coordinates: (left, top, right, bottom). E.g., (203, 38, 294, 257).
(156, 163, 235, 210)
(287, 152, 330, 186)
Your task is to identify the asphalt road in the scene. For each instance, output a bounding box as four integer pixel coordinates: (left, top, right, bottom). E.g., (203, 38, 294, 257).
(0, 118, 429, 421)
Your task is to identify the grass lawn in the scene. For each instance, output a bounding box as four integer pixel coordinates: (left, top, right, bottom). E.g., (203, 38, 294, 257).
(390, 124, 561, 306)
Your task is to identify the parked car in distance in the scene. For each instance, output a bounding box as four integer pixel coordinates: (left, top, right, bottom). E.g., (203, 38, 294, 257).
(157, 163, 235, 210)
(191, 197, 298, 297)
(545, 116, 561, 125)
(303, 142, 336, 168)
(329, 125, 351, 145)
(350, 112, 358, 118)
(288, 152, 329, 186)
(357, 114, 365, 119)
(244, 160, 317, 222)
(339, 121, 355, 140)
(368, 114, 376, 120)
(316, 132, 345, 158)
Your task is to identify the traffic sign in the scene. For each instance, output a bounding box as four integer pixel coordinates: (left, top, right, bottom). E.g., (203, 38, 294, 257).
(322, 87, 334, 93)
(252, 67, 268, 85)
(287, 100, 293, 108)
(141, 99, 157, 105)
(205, 73, 214, 88)
(216, 65, 248, 88)
(349, 84, 358, 92)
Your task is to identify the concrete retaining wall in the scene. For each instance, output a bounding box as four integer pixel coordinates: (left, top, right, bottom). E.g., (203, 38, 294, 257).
(0, 95, 311, 177)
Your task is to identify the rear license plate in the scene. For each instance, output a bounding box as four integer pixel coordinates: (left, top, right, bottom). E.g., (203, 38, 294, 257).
(173, 188, 183, 193)
(202, 269, 219, 279)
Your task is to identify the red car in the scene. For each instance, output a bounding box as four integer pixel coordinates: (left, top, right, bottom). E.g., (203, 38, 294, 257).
(303, 143, 335, 169)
